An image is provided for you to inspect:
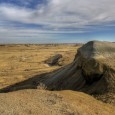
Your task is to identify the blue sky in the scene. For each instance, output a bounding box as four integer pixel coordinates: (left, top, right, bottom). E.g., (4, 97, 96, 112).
(0, 0, 115, 43)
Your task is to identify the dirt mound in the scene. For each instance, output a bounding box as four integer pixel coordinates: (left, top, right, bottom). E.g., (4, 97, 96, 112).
(0, 89, 115, 115)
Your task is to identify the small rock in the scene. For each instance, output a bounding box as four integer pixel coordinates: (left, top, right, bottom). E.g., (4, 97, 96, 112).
(44, 54, 63, 66)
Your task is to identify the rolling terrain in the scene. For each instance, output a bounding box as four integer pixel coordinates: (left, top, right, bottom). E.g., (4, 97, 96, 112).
(0, 42, 115, 115)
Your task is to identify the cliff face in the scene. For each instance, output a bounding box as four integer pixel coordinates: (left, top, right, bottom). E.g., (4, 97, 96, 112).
(44, 41, 115, 95)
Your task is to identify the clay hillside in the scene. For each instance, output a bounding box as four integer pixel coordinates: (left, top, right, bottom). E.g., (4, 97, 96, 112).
(0, 41, 115, 115)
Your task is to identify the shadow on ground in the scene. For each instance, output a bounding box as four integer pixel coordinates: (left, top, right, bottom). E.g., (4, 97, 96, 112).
(0, 66, 68, 93)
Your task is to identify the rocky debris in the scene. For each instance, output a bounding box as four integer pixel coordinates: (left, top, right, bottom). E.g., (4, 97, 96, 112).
(44, 54, 63, 66)
(94, 92, 115, 105)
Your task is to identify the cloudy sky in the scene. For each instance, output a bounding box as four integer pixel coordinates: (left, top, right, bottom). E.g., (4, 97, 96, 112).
(0, 0, 115, 43)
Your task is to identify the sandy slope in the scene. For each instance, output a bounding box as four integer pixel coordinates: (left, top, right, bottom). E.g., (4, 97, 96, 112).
(0, 89, 115, 115)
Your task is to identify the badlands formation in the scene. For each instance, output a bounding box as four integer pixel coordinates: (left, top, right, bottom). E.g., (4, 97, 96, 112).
(0, 41, 115, 115)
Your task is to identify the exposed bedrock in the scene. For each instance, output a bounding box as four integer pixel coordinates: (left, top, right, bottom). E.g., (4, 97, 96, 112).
(43, 41, 115, 94)
(44, 54, 63, 66)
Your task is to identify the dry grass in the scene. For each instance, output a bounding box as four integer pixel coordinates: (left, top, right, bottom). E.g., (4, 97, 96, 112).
(0, 44, 79, 89)
(37, 82, 47, 90)
(0, 44, 115, 115)
(0, 89, 114, 115)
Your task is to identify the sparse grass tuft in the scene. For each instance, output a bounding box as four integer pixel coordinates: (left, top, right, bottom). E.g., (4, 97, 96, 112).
(37, 83, 47, 90)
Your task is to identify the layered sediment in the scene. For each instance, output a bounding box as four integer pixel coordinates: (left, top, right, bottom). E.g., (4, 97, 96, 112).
(43, 41, 115, 95)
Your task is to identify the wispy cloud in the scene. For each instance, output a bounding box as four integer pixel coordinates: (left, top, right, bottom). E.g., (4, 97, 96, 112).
(0, 0, 115, 43)
(0, 0, 115, 28)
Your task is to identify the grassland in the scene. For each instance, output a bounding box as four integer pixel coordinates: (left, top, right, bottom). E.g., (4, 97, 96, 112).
(0, 44, 79, 89)
(0, 44, 115, 115)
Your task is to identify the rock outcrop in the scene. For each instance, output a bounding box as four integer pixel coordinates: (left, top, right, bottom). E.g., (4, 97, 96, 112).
(44, 54, 63, 66)
(43, 41, 115, 95)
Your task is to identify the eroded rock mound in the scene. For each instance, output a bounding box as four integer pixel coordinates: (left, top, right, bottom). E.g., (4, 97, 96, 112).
(44, 54, 63, 66)
(43, 41, 115, 95)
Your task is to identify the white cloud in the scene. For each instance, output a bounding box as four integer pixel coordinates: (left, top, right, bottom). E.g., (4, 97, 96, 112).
(0, 0, 115, 29)
(0, 0, 115, 42)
